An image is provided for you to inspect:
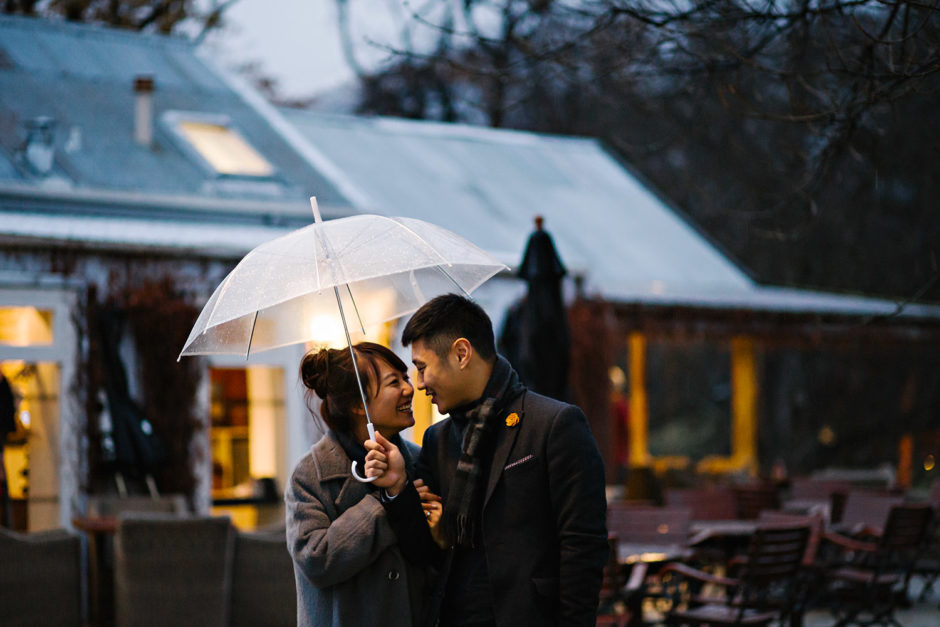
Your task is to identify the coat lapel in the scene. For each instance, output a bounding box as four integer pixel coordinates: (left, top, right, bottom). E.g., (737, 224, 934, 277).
(484, 393, 525, 505)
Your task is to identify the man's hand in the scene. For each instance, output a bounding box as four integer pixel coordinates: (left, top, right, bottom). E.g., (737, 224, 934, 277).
(415, 478, 448, 549)
(364, 431, 407, 495)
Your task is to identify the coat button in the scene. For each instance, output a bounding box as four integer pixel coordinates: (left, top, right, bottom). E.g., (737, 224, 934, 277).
(387, 570, 400, 581)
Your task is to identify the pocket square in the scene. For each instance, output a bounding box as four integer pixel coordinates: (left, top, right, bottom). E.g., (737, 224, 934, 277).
(504, 454, 535, 471)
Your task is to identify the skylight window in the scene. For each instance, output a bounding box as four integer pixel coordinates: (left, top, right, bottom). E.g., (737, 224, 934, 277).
(163, 112, 275, 178)
(177, 121, 273, 176)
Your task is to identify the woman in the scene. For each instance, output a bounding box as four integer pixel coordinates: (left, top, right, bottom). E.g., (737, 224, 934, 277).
(286, 342, 439, 627)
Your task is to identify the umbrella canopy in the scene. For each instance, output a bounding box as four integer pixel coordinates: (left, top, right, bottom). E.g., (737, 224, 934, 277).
(180, 198, 507, 358)
(181, 198, 506, 481)
(499, 216, 570, 399)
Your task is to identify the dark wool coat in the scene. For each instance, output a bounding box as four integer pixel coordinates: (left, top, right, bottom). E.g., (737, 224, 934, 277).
(413, 390, 608, 626)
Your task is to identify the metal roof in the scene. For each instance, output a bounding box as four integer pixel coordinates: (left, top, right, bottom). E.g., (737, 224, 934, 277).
(0, 14, 347, 216)
(279, 110, 940, 322)
(279, 109, 753, 292)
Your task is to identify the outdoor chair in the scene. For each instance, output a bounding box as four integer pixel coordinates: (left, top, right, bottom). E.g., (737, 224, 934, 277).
(908, 510, 940, 604)
(114, 513, 235, 627)
(788, 477, 852, 501)
(908, 478, 940, 603)
(732, 483, 781, 520)
(83, 493, 189, 625)
(604, 506, 695, 625)
(607, 503, 692, 546)
(757, 511, 828, 622)
(598, 533, 648, 627)
(787, 477, 851, 522)
(657, 522, 811, 626)
(665, 487, 737, 521)
(599, 534, 629, 623)
(230, 528, 296, 627)
(837, 490, 904, 537)
(0, 527, 82, 626)
(818, 503, 933, 626)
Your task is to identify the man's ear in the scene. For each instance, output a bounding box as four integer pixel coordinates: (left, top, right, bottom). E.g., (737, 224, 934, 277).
(453, 338, 473, 370)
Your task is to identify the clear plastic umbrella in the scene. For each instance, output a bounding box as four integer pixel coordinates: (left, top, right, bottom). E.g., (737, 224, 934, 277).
(180, 197, 507, 479)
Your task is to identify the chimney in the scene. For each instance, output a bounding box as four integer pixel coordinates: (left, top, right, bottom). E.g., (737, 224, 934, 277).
(133, 75, 155, 146)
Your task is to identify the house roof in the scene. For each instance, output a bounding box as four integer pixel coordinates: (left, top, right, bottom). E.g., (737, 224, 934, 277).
(0, 14, 351, 255)
(1, 16, 936, 325)
(279, 109, 753, 291)
(279, 109, 940, 322)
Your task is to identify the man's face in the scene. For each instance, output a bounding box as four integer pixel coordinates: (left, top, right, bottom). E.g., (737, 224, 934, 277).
(411, 337, 466, 415)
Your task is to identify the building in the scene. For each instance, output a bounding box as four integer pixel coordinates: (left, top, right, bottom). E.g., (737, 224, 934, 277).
(3, 16, 939, 533)
(276, 109, 940, 489)
(0, 14, 356, 529)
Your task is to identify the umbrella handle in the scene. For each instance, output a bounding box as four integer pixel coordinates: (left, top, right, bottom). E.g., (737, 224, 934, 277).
(351, 423, 378, 483)
(351, 461, 378, 483)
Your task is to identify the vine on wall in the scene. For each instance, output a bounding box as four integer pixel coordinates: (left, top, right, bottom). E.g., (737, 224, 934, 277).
(125, 276, 204, 504)
(77, 273, 204, 506)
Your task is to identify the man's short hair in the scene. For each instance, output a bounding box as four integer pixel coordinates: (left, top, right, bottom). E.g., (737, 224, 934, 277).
(401, 294, 496, 361)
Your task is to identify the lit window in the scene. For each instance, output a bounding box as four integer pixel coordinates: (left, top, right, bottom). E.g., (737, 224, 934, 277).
(0, 307, 53, 346)
(176, 120, 274, 177)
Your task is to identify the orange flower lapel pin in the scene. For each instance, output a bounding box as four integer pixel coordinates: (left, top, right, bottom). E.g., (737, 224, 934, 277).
(505, 412, 520, 427)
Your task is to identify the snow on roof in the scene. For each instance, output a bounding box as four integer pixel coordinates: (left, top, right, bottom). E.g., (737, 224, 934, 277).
(279, 110, 940, 321)
(0, 210, 292, 258)
(279, 110, 754, 295)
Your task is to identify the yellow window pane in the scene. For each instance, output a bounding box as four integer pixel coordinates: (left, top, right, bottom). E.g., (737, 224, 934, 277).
(0, 307, 54, 346)
(177, 121, 274, 176)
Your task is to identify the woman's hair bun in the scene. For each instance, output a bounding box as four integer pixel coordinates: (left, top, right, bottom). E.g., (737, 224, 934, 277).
(301, 348, 332, 398)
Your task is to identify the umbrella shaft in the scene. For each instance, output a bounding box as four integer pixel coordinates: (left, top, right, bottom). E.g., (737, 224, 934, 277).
(333, 285, 373, 427)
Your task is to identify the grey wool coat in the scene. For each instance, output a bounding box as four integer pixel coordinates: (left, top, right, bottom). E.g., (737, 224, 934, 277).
(286, 431, 429, 627)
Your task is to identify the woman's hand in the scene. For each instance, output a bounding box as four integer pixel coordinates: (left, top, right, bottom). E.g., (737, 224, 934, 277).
(414, 479, 448, 549)
(364, 431, 407, 495)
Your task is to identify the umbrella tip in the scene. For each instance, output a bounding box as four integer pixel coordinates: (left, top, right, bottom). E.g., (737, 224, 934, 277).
(534, 215, 544, 231)
(310, 196, 322, 224)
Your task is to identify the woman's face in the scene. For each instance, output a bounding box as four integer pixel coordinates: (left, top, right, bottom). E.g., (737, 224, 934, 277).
(365, 357, 415, 436)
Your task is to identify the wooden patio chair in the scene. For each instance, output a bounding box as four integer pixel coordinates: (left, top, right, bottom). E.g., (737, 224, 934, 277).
(84, 493, 190, 626)
(786, 477, 851, 523)
(598, 534, 631, 624)
(657, 522, 811, 626)
(665, 487, 737, 521)
(837, 491, 904, 537)
(908, 481, 940, 603)
(788, 477, 852, 502)
(732, 483, 781, 520)
(114, 513, 235, 627)
(230, 528, 296, 627)
(0, 527, 82, 626)
(604, 506, 692, 625)
(818, 503, 933, 626)
(607, 503, 692, 546)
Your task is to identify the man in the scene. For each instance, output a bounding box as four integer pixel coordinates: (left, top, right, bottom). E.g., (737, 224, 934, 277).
(366, 294, 607, 627)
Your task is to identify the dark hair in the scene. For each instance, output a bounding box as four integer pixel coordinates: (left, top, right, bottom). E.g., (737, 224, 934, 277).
(300, 342, 408, 434)
(401, 294, 496, 361)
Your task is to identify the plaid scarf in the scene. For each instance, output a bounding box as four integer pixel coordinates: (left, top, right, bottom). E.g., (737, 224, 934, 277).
(444, 356, 523, 547)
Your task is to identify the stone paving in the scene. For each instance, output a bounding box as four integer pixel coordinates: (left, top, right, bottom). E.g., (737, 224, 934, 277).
(801, 577, 939, 627)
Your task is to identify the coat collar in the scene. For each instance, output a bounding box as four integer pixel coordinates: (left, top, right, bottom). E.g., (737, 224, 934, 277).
(312, 432, 372, 511)
(312, 432, 352, 481)
(312, 430, 418, 510)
